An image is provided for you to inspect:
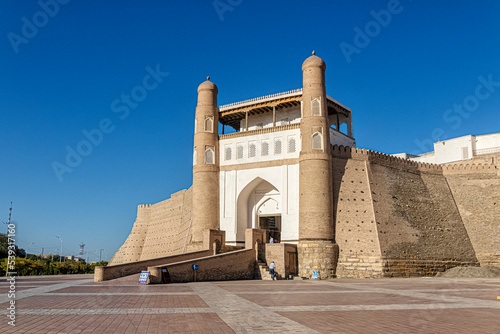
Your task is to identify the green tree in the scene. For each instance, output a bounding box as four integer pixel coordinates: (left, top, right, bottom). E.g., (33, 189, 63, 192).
(0, 234, 7, 259)
(88, 261, 108, 273)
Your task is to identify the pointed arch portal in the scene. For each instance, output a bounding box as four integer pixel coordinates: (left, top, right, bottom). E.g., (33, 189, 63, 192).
(236, 177, 281, 242)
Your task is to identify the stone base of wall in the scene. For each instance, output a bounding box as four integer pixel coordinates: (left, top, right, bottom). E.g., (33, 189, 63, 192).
(382, 259, 480, 278)
(336, 255, 384, 278)
(297, 240, 338, 279)
(336, 256, 480, 278)
(477, 253, 500, 268)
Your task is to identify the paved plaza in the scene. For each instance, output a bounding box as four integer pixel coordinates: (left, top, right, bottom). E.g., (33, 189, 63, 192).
(1, 274, 499, 333)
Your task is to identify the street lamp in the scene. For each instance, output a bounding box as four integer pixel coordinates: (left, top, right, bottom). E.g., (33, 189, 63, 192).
(26, 242, 34, 258)
(55, 236, 63, 263)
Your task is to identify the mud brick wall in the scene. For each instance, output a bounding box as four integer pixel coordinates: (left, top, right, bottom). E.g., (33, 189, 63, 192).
(153, 249, 256, 283)
(265, 243, 297, 278)
(331, 146, 479, 278)
(332, 154, 384, 278)
(95, 249, 213, 282)
(368, 157, 478, 276)
(109, 187, 194, 265)
(444, 160, 500, 267)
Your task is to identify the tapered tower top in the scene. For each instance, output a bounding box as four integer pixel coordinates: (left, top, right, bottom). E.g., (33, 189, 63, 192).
(197, 76, 218, 93)
(302, 51, 326, 71)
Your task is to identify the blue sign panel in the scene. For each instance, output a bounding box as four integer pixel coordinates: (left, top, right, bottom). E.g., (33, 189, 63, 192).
(311, 271, 319, 279)
(192, 264, 198, 270)
(138, 271, 150, 284)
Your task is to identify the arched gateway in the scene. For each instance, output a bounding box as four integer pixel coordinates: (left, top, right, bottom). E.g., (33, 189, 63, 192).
(236, 177, 281, 243)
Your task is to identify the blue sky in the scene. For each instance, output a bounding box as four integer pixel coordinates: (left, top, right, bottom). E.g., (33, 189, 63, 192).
(1, 0, 499, 261)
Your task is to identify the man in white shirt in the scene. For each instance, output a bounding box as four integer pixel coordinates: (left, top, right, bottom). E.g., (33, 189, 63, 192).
(269, 261, 276, 280)
(270, 236, 274, 244)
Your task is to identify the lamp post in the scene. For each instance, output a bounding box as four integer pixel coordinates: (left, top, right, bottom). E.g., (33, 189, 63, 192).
(26, 242, 34, 258)
(55, 236, 63, 263)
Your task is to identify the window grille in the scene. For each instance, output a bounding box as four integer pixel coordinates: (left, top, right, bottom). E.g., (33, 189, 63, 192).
(312, 98, 321, 116)
(262, 141, 269, 156)
(237, 145, 243, 159)
(225, 146, 232, 161)
(312, 132, 323, 150)
(249, 142, 256, 157)
(205, 117, 213, 132)
(274, 139, 282, 155)
(288, 137, 296, 153)
(205, 148, 214, 164)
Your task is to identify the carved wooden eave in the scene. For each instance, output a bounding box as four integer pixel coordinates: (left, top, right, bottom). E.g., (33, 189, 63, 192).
(218, 89, 351, 131)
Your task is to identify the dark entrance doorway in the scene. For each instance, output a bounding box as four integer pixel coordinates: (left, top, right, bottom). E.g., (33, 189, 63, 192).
(259, 216, 281, 242)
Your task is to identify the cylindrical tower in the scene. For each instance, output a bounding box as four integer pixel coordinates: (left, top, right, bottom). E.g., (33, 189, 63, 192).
(191, 77, 220, 246)
(298, 52, 338, 279)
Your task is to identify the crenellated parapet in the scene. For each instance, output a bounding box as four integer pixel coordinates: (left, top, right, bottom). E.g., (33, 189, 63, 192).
(331, 145, 442, 174)
(442, 161, 499, 175)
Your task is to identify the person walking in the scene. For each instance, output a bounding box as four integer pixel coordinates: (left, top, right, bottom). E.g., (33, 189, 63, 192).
(269, 261, 276, 280)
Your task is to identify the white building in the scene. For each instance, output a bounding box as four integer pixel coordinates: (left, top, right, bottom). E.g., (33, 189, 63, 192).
(217, 89, 355, 245)
(394, 133, 500, 164)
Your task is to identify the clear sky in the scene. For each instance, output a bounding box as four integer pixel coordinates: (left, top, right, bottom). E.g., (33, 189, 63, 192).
(1, 0, 499, 261)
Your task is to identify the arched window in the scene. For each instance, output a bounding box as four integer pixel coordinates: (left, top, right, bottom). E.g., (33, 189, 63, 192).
(237, 145, 244, 159)
(261, 141, 269, 156)
(205, 147, 214, 164)
(288, 137, 296, 153)
(225, 146, 232, 161)
(274, 139, 282, 155)
(205, 116, 214, 132)
(312, 132, 323, 151)
(249, 142, 256, 158)
(312, 98, 321, 116)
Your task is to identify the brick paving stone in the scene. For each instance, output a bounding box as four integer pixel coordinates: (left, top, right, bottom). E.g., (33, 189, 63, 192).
(238, 291, 444, 307)
(1, 275, 499, 333)
(0, 286, 40, 292)
(190, 282, 319, 333)
(277, 308, 500, 334)
(48, 285, 193, 294)
(0, 294, 208, 310)
(431, 289, 500, 302)
(216, 282, 355, 293)
(0, 278, 94, 304)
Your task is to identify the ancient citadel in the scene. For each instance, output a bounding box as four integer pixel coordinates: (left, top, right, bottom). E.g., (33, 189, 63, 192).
(96, 52, 499, 283)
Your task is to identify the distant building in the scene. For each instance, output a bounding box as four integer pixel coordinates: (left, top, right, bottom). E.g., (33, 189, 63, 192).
(394, 133, 500, 164)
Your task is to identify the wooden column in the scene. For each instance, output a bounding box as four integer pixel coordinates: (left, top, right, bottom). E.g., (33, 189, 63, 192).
(273, 105, 276, 127)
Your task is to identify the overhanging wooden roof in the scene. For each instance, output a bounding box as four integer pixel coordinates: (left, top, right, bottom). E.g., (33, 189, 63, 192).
(219, 89, 351, 130)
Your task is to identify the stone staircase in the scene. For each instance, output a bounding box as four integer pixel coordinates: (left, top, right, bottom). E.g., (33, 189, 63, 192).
(255, 261, 278, 280)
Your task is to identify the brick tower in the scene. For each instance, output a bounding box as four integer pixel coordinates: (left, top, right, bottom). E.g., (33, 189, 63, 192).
(297, 52, 338, 278)
(191, 77, 220, 246)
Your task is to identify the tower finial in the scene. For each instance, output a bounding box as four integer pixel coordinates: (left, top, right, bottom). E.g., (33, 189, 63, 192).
(312, 50, 316, 55)
(207, 76, 210, 81)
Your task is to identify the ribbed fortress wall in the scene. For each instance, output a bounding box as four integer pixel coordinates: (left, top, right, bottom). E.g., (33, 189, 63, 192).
(332, 152, 383, 278)
(443, 157, 500, 267)
(109, 187, 194, 265)
(332, 145, 479, 278)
